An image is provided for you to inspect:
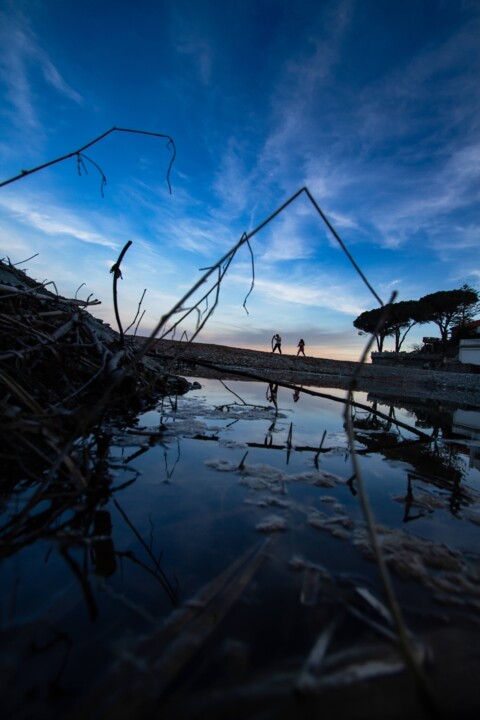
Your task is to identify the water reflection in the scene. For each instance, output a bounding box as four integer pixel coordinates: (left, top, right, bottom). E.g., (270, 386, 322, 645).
(351, 402, 404, 451)
(2, 382, 478, 560)
(266, 381, 279, 411)
(264, 418, 277, 447)
(91, 510, 116, 577)
(2, 377, 480, 718)
(113, 499, 178, 606)
(452, 408, 480, 440)
(351, 393, 478, 520)
(398, 472, 464, 522)
(452, 409, 480, 470)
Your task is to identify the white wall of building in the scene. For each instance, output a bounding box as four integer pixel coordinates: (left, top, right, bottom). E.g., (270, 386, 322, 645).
(458, 339, 480, 366)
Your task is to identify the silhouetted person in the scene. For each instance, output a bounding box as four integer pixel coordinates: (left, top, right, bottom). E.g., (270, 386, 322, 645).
(271, 334, 282, 353)
(297, 338, 305, 356)
(266, 382, 279, 405)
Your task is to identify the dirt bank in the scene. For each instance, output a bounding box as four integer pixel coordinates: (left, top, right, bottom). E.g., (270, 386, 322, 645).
(141, 338, 480, 407)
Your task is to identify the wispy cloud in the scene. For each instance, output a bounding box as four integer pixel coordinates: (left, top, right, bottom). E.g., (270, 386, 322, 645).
(368, 139, 480, 249)
(176, 38, 213, 85)
(345, 13, 480, 245)
(121, 174, 244, 257)
(433, 224, 480, 253)
(241, 2, 480, 266)
(0, 9, 83, 130)
(155, 209, 240, 256)
(226, 268, 365, 316)
(253, 199, 316, 262)
(255, 2, 354, 186)
(353, 15, 480, 150)
(302, 157, 351, 204)
(211, 139, 254, 216)
(0, 192, 119, 250)
(40, 56, 83, 104)
(172, 4, 214, 86)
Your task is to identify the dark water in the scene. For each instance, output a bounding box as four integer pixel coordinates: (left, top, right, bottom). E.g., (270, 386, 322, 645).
(2, 378, 480, 718)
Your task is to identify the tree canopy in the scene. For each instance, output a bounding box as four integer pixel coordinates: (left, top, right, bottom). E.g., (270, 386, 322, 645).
(419, 285, 480, 347)
(353, 285, 480, 353)
(353, 307, 388, 351)
(353, 300, 429, 352)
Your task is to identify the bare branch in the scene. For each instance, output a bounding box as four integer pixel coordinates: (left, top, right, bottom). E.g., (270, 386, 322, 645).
(110, 240, 132, 344)
(78, 152, 107, 197)
(12, 253, 39, 266)
(242, 236, 255, 314)
(0, 126, 176, 194)
(124, 288, 147, 336)
(342, 293, 440, 714)
(134, 309, 146, 338)
(134, 186, 383, 364)
(75, 283, 86, 299)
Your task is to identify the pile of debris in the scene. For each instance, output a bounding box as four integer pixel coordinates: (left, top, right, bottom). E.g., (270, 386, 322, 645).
(0, 258, 187, 488)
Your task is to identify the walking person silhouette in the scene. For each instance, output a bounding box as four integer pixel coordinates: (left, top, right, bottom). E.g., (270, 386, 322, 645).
(271, 334, 282, 354)
(297, 338, 305, 356)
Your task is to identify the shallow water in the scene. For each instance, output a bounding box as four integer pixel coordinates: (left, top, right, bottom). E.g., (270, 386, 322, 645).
(2, 378, 480, 718)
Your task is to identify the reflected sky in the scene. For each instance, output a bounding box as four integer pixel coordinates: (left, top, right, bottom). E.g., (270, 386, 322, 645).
(132, 377, 480, 554)
(2, 377, 480, 717)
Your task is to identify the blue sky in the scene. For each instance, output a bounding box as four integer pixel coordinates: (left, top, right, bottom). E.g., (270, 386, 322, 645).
(1, 0, 479, 360)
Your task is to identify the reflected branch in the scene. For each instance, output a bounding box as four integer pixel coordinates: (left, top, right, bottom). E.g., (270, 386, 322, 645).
(114, 499, 178, 605)
(158, 358, 430, 441)
(343, 293, 440, 716)
(61, 547, 98, 621)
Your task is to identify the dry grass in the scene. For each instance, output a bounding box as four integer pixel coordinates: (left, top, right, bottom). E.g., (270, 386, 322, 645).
(0, 257, 187, 555)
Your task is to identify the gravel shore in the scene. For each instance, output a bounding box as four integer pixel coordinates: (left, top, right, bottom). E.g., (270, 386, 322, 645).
(144, 338, 480, 407)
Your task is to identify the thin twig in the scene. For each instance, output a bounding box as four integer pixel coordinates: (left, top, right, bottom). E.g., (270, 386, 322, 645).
(132, 186, 384, 365)
(124, 288, 147, 336)
(0, 126, 176, 193)
(78, 152, 107, 197)
(12, 253, 39, 266)
(110, 240, 132, 344)
(343, 294, 440, 716)
(242, 237, 255, 314)
(113, 499, 178, 605)
(133, 309, 146, 338)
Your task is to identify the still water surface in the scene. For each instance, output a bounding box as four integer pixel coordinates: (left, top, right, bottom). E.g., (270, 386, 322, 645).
(2, 378, 480, 718)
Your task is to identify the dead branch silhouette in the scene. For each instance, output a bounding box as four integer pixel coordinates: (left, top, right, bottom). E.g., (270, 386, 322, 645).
(110, 240, 132, 344)
(133, 186, 384, 365)
(0, 126, 176, 194)
(342, 294, 440, 715)
(124, 289, 147, 337)
(76, 152, 107, 197)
